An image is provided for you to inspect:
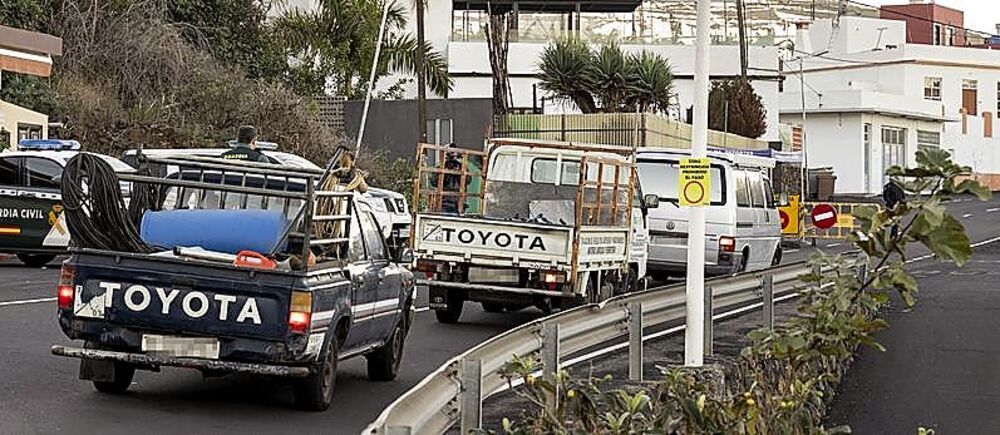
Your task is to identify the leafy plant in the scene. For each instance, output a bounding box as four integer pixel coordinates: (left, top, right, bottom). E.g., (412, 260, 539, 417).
(708, 78, 767, 139)
(497, 148, 988, 434)
(536, 40, 674, 114)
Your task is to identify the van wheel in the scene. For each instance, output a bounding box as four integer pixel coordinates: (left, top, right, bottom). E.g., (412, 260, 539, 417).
(295, 337, 338, 411)
(367, 320, 405, 381)
(434, 298, 463, 324)
(738, 249, 750, 273)
(17, 254, 55, 268)
(771, 248, 782, 266)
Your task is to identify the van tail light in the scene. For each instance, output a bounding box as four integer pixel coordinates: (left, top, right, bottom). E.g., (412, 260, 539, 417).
(57, 264, 75, 309)
(288, 291, 312, 334)
(719, 236, 736, 253)
(541, 270, 566, 291)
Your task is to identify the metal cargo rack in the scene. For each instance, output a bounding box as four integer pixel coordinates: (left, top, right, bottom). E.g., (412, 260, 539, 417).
(119, 154, 354, 270)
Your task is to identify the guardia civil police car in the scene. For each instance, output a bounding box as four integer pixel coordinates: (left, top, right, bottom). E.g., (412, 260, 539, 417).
(0, 139, 134, 267)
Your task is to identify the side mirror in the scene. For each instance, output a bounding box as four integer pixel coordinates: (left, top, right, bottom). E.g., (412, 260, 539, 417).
(642, 194, 660, 209)
(395, 247, 414, 265)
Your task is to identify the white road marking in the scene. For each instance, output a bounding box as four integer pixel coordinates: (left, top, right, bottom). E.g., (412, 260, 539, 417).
(826, 243, 841, 248)
(0, 297, 56, 308)
(963, 213, 973, 218)
(987, 208, 1000, 213)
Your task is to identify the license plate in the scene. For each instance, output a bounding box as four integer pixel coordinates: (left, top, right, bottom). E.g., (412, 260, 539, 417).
(468, 267, 519, 284)
(142, 334, 220, 359)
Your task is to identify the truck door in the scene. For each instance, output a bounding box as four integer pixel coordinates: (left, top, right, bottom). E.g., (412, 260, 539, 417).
(22, 157, 69, 249)
(357, 208, 402, 340)
(343, 208, 378, 350)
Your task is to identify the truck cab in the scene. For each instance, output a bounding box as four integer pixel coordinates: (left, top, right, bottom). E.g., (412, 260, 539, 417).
(411, 139, 652, 322)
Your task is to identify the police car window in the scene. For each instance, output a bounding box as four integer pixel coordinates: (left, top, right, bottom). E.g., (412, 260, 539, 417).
(349, 209, 366, 262)
(0, 157, 20, 186)
(358, 209, 388, 261)
(24, 157, 62, 189)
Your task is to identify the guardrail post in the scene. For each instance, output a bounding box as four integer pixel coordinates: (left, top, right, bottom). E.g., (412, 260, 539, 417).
(542, 323, 560, 408)
(811, 263, 822, 283)
(704, 285, 713, 357)
(385, 427, 412, 435)
(628, 303, 643, 381)
(762, 274, 774, 331)
(856, 253, 869, 283)
(459, 358, 482, 434)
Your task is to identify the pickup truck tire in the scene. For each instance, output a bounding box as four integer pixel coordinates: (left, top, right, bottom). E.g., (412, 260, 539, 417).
(434, 296, 463, 324)
(295, 337, 338, 411)
(83, 342, 135, 394)
(16, 254, 55, 268)
(367, 321, 404, 381)
(481, 302, 505, 313)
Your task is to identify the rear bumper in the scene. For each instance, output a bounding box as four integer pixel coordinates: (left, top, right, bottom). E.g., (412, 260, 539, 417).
(51, 345, 311, 378)
(647, 254, 741, 276)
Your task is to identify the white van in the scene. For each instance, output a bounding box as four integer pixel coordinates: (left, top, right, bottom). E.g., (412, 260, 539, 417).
(635, 149, 781, 276)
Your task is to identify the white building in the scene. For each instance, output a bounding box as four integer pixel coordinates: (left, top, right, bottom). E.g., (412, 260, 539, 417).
(387, 0, 784, 142)
(781, 16, 1000, 194)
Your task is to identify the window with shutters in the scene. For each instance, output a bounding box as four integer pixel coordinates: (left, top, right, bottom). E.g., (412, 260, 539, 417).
(923, 77, 942, 101)
(917, 130, 941, 152)
(963, 79, 978, 116)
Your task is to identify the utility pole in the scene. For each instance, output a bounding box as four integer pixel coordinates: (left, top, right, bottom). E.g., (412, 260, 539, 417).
(685, 0, 711, 368)
(800, 58, 809, 200)
(736, 0, 748, 78)
(416, 0, 428, 143)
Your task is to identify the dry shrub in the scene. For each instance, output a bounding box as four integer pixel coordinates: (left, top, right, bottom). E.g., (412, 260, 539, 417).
(46, 0, 336, 163)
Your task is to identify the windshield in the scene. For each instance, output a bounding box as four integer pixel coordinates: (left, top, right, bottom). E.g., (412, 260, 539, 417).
(636, 160, 726, 205)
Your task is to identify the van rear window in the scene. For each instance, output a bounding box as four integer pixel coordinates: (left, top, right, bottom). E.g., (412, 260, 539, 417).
(636, 160, 725, 205)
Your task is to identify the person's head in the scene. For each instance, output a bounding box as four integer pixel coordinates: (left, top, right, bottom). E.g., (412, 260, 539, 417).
(336, 145, 356, 167)
(236, 125, 258, 149)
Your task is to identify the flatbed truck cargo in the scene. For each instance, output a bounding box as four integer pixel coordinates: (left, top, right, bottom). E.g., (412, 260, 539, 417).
(51, 153, 415, 411)
(411, 139, 657, 323)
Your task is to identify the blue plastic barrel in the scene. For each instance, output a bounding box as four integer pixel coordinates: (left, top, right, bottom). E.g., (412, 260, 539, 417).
(141, 209, 288, 254)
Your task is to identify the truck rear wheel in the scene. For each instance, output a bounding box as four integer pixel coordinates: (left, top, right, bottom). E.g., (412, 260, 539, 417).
(434, 298, 463, 324)
(91, 363, 135, 394)
(367, 321, 405, 381)
(295, 337, 338, 411)
(17, 254, 55, 268)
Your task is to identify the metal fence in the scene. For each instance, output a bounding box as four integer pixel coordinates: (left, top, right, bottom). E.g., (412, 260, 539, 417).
(364, 258, 863, 434)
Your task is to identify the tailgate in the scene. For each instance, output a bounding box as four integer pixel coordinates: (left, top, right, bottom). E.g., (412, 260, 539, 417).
(413, 214, 572, 267)
(68, 253, 295, 341)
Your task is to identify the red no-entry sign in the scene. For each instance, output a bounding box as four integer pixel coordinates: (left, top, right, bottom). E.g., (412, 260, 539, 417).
(811, 203, 838, 229)
(779, 209, 790, 230)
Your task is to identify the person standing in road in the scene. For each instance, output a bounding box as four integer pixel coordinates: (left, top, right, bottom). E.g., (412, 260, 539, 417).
(883, 180, 905, 239)
(222, 125, 270, 163)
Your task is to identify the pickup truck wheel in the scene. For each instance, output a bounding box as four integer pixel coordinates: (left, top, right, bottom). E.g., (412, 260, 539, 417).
(91, 363, 135, 394)
(295, 338, 338, 411)
(367, 321, 404, 381)
(481, 302, 505, 313)
(434, 299, 463, 324)
(16, 254, 55, 268)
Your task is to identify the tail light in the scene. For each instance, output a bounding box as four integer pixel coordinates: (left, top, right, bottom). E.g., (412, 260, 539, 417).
(416, 260, 443, 279)
(719, 236, 736, 253)
(288, 291, 312, 334)
(57, 264, 75, 309)
(540, 270, 566, 291)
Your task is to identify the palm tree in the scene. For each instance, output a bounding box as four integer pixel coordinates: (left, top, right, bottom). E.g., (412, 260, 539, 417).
(537, 40, 674, 114)
(273, 0, 452, 99)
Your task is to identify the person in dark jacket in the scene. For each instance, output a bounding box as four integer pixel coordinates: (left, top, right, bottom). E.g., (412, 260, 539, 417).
(222, 125, 270, 163)
(883, 180, 905, 239)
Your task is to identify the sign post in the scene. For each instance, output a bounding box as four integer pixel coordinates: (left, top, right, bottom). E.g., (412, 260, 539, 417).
(685, 0, 712, 368)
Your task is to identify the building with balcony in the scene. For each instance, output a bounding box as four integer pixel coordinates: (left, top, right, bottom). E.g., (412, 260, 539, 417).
(780, 15, 1000, 194)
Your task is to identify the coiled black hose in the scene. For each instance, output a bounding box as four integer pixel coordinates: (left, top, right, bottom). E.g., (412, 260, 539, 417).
(61, 153, 154, 253)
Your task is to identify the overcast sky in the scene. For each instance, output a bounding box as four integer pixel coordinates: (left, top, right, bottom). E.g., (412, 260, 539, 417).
(865, 0, 999, 36)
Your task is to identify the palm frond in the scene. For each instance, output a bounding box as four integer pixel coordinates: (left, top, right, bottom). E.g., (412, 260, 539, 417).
(383, 34, 453, 97)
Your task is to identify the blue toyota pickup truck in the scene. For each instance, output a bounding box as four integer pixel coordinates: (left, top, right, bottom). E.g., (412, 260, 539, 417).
(51, 154, 414, 411)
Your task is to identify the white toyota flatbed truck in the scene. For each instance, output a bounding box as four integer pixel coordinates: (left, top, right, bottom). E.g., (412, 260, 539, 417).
(410, 139, 657, 323)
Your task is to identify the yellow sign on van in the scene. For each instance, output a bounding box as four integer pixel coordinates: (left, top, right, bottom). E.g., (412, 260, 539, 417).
(679, 158, 711, 207)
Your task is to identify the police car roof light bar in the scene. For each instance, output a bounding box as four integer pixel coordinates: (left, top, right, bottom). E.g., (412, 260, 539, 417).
(18, 139, 82, 151)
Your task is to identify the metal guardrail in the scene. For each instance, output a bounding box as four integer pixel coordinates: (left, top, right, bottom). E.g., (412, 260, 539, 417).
(364, 259, 856, 434)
